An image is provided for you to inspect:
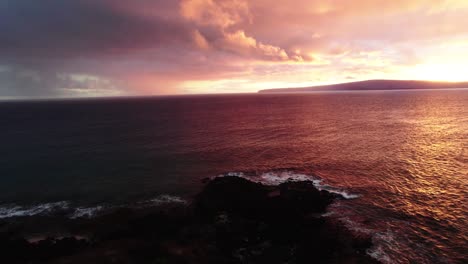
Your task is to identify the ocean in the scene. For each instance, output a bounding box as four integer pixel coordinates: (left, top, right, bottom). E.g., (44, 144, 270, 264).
(0, 90, 467, 263)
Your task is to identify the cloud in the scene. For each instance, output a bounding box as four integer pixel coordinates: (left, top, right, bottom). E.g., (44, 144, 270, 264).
(180, 0, 311, 61)
(0, 66, 124, 97)
(0, 0, 467, 97)
(180, 0, 251, 28)
(217, 30, 292, 61)
(0, 0, 194, 59)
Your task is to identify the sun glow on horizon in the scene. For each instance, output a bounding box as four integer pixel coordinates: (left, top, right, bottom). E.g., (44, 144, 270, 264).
(403, 63, 468, 82)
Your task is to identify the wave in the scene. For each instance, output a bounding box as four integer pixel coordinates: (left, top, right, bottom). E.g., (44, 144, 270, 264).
(0, 171, 354, 220)
(0, 201, 70, 219)
(69, 205, 105, 219)
(137, 195, 187, 207)
(219, 170, 360, 200)
(0, 195, 187, 220)
(219, 171, 388, 260)
(366, 231, 397, 264)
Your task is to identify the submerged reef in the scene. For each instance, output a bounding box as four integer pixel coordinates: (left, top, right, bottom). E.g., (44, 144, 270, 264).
(0, 176, 378, 263)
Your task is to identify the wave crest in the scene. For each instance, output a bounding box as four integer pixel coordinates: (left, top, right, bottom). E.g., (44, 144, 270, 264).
(0, 194, 187, 219)
(0, 202, 70, 219)
(219, 170, 360, 200)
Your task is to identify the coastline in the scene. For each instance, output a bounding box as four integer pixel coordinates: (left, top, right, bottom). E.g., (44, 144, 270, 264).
(0, 176, 378, 263)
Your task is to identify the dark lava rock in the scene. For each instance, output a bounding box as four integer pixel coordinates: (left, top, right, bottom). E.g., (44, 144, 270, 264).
(0, 235, 89, 264)
(0, 176, 379, 263)
(194, 177, 336, 225)
(193, 177, 376, 263)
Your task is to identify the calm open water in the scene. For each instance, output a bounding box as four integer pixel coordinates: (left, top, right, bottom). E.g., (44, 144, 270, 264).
(0, 90, 467, 263)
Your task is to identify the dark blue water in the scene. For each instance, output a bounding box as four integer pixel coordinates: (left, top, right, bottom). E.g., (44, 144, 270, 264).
(0, 90, 467, 263)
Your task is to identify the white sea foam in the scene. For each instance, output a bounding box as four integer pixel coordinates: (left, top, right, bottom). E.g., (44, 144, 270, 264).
(137, 195, 187, 208)
(69, 206, 105, 219)
(368, 246, 393, 264)
(367, 231, 397, 264)
(0, 194, 187, 219)
(259, 171, 321, 185)
(0, 201, 70, 219)
(147, 195, 187, 204)
(219, 170, 359, 200)
(318, 186, 360, 199)
(220, 171, 409, 264)
(324, 200, 400, 264)
(339, 216, 373, 235)
(69, 195, 187, 219)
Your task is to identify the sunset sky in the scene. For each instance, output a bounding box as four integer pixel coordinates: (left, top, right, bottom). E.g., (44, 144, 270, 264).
(1, 0, 468, 98)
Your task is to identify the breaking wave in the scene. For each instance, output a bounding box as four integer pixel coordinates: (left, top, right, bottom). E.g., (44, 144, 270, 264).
(217, 170, 397, 261)
(219, 170, 360, 200)
(0, 201, 70, 219)
(69, 205, 105, 219)
(0, 195, 187, 220)
(137, 195, 187, 207)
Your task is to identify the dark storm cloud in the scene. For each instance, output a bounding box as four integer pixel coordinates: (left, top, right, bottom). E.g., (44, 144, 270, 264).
(0, 66, 123, 97)
(0, 0, 193, 59)
(0, 0, 199, 97)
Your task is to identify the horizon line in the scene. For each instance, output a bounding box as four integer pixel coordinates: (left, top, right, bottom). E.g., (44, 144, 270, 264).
(2, 79, 468, 102)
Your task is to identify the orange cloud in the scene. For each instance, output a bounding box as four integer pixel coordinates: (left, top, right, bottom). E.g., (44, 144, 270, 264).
(180, 0, 311, 62)
(180, 0, 251, 28)
(1, 0, 468, 97)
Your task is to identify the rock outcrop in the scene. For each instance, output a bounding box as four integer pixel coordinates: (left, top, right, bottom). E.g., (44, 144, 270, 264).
(0, 176, 378, 263)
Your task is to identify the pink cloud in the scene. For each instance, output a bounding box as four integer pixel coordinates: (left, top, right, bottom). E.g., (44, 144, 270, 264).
(1, 0, 467, 97)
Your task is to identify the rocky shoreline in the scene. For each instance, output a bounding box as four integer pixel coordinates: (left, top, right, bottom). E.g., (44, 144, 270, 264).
(1, 176, 378, 263)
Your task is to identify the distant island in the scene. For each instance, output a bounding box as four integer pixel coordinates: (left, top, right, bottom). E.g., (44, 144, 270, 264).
(258, 80, 468, 93)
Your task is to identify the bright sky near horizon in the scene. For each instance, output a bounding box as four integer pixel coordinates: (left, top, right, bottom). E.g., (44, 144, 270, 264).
(1, 0, 468, 98)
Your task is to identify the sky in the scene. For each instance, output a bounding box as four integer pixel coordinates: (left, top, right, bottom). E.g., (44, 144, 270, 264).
(1, 0, 468, 98)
